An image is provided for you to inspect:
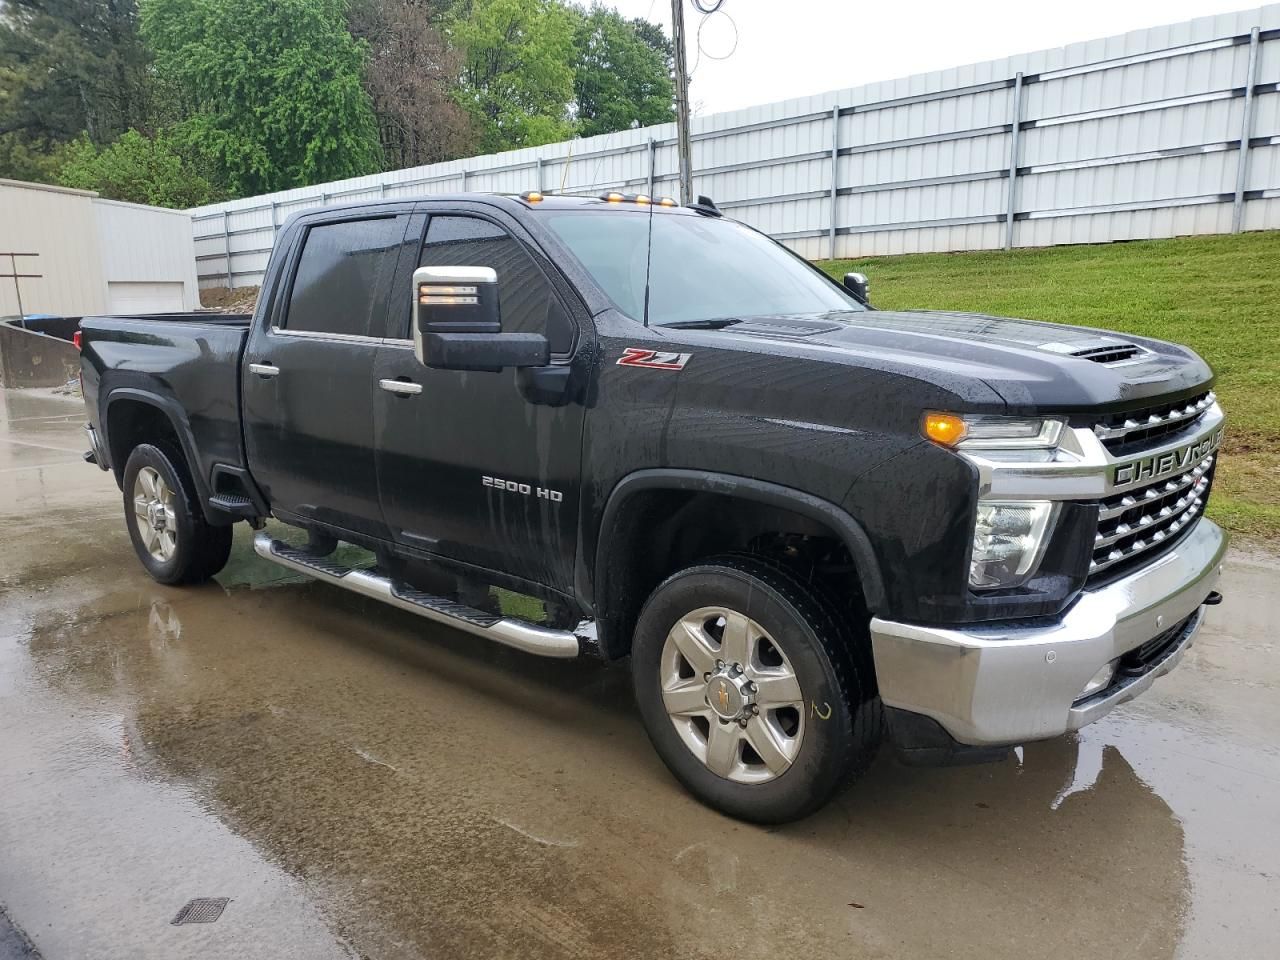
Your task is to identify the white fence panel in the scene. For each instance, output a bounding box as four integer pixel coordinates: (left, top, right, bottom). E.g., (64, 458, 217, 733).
(190, 5, 1280, 289)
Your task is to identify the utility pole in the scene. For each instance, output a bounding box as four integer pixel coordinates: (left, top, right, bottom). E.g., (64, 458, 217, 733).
(670, 0, 694, 205)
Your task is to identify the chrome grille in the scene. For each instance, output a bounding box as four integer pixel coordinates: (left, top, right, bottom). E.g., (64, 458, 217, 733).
(1090, 452, 1215, 578)
(1093, 391, 1214, 452)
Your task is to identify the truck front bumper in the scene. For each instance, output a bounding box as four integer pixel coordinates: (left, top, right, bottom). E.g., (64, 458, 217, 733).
(869, 518, 1227, 747)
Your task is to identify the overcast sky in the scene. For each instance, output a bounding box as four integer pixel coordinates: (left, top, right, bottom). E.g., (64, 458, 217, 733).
(608, 0, 1261, 116)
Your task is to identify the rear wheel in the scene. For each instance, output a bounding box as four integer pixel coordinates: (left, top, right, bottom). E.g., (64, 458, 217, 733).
(631, 555, 880, 823)
(123, 443, 232, 585)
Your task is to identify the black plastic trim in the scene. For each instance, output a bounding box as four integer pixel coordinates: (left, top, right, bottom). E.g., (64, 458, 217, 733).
(885, 707, 1011, 767)
(595, 469, 888, 613)
(102, 388, 219, 524)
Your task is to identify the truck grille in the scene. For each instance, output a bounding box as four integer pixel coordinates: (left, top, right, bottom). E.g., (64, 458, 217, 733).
(1093, 390, 1214, 453)
(1089, 452, 1215, 579)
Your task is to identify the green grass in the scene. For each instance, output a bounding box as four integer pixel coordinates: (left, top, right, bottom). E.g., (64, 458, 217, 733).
(821, 231, 1280, 545)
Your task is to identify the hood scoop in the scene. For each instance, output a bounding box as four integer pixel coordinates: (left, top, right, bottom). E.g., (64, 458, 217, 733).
(1042, 338, 1150, 365)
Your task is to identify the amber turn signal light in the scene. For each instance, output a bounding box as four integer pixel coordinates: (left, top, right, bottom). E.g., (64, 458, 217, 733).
(923, 412, 968, 446)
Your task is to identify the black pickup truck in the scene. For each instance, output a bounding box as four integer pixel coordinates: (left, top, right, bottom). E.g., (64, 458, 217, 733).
(80, 192, 1227, 822)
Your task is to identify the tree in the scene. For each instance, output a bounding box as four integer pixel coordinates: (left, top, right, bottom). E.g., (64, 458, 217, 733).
(0, 0, 154, 182)
(141, 0, 382, 196)
(348, 0, 476, 169)
(570, 5, 673, 139)
(451, 0, 577, 152)
(57, 129, 219, 207)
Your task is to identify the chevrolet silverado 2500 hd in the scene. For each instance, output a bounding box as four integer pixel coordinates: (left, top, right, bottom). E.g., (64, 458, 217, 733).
(79, 192, 1227, 822)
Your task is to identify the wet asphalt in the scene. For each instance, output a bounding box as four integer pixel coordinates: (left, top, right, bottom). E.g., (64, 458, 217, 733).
(0, 386, 1277, 960)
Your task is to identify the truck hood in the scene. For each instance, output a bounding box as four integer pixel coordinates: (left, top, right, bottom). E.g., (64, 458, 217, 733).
(702, 309, 1214, 412)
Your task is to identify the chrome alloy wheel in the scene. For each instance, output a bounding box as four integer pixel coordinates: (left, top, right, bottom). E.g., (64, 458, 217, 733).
(132, 466, 178, 563)
(659, 606, 805, 784)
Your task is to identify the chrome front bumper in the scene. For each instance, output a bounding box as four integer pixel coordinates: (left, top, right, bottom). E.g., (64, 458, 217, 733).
(869, 518, 1227, 747)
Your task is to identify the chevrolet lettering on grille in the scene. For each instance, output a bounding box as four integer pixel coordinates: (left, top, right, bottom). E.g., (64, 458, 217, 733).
(1112, 427, 1224, 487)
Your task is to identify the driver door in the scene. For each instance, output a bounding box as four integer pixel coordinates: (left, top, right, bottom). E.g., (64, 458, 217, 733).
(372, 205, 588, 592)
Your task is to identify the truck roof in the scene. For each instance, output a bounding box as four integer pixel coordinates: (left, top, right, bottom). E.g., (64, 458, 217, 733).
(294, 192, 706, 222)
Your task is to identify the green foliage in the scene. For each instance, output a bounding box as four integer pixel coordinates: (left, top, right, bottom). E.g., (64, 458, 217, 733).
(347, 0, 476, 168)
(570, 4, 674, 139)
(0, 133, 66, 185)
(141, 0, 382, 195)
(0, 0, 153, 184)
(452, 0, 578, 151)
(0, 0, 152, 143)
(823, 232, 1280, 544)
(57, 129, 219, 207)
(2, 0, 674, 200)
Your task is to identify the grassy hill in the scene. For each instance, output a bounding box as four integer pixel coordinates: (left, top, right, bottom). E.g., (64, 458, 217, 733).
(821, 231, 1280, 545)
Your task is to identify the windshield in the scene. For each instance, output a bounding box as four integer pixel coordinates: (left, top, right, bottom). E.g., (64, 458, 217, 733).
(541, 210, 865, 325)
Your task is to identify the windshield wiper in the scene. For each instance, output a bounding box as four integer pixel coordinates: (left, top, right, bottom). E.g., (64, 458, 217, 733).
(659, 317, 744, 330)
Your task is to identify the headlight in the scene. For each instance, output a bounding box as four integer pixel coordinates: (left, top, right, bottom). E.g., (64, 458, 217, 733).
(924, 413, 1064, 454)
(970, 500, 1057, 589)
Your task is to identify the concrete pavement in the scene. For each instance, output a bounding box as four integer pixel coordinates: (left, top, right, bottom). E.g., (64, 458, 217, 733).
(1, 387, 1277, 959)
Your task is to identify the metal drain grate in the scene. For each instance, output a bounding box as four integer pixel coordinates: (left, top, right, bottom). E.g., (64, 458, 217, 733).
(171, 898, 230, 925)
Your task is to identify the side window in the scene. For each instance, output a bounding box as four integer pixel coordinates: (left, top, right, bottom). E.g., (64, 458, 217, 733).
(282, 217, 405, 337)
(418, 215, 573, 354)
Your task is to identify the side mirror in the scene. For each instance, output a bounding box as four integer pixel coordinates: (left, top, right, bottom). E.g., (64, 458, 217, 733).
(413, 266, 549, 372)
(843, 272, 869, 305)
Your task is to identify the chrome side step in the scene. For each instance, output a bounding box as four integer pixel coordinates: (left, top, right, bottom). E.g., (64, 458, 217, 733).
(252, 531, 585, 658)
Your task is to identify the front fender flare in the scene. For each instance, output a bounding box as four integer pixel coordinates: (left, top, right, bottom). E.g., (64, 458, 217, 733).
(590, 469, 887, 643)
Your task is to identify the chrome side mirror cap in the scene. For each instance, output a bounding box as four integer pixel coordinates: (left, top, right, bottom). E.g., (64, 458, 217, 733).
(843, 272, 869, 304)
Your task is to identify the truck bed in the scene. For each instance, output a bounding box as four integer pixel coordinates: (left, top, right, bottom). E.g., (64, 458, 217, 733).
(79, 312, 253, 506)
(84, 311, 252, 326)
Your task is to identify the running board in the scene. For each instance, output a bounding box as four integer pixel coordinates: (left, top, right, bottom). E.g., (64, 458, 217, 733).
(252, 532, 585, 658)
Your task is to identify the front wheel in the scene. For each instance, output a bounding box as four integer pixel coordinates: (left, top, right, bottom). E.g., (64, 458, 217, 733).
(123, 443, 232, 585)
(631, 555, 881, 823)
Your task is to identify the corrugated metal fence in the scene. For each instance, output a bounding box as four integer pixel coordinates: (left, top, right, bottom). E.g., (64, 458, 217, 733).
(191, 5, 1280, 289)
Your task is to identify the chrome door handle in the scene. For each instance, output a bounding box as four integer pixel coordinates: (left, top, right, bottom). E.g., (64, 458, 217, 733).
(249, 362, 279, 378)
(379, 378, 422, 396)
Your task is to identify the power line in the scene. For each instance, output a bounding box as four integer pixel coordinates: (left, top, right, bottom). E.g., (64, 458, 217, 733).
(689, 6, 738, 80)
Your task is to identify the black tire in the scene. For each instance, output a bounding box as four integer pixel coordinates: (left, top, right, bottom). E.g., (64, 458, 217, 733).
(631, 554, 881, 823)
(122, 443, 233, 585)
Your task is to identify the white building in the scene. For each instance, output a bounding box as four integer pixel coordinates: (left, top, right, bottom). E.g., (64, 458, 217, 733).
(0, 178, 200, 317)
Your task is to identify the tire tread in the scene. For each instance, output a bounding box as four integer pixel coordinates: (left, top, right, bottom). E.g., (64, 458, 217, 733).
(634, 553, 882, 822)
(124, 442, 232, 585)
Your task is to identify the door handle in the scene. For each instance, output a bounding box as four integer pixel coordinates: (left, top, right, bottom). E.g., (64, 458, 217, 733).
(249, 362, 280, 378)
(379, 378, 423, 396)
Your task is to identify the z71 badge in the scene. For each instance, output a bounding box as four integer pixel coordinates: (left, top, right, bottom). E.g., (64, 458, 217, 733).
(617, 348, 692, 370)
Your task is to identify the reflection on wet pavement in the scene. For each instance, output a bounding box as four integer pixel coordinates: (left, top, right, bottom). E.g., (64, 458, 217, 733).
(1, 388, 1277, 959)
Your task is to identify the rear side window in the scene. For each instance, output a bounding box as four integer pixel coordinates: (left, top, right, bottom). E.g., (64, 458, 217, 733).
(283, 217, 405, 337)
(418, 215, 573, 353)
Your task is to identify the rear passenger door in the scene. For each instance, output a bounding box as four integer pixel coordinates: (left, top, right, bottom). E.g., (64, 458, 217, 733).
(243, 210, 415, 541)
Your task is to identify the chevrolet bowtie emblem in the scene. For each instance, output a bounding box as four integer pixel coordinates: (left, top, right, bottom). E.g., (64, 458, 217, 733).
(718, 682, 729, 709)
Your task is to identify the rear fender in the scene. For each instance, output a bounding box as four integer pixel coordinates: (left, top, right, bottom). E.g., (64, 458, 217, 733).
(102, 387, 219, 523)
